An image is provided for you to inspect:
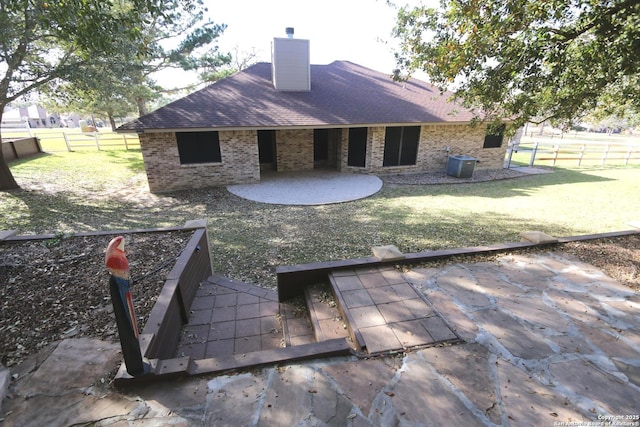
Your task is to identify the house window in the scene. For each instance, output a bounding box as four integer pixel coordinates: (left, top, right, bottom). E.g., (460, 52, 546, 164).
(483, 124, 505, 148)
(176, 131, 221, 164)
(348, 127, 367, 167)
(383, 126, 420, 167)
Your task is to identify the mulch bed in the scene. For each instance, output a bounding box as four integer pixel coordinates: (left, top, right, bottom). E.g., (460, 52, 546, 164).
(0, 231, 191, 367)
(562, 235, 640, 292)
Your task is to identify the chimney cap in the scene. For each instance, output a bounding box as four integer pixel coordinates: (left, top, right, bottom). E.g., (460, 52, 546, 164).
(285, 27, 294, 38)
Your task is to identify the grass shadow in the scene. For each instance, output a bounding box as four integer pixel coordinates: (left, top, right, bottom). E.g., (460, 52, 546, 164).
(1, 188, 185, 234)
(7, 152, 53, 166)
(2, 160, 639, 289)
(102, 149, 146, 173)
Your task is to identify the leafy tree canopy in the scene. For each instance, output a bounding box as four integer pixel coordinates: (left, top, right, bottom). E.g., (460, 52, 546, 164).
(392, 0, 640, 130)
(41, 0, 229, 120)
(0, 0, 227, 189)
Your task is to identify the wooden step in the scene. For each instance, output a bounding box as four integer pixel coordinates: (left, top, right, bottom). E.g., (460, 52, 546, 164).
(304, 283, 352, 345)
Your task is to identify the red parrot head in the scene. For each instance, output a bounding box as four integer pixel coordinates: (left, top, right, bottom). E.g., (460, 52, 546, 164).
(105, 236, 129, 279)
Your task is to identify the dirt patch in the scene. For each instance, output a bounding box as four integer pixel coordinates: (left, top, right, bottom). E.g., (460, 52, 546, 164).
(0, 231, 638, 368)
(0, 231, 192, 367)
(381, 168, 533, 185)
(561, 234, 640, 292)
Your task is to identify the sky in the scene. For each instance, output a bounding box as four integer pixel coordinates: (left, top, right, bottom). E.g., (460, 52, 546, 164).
(156, 0, 436, 87)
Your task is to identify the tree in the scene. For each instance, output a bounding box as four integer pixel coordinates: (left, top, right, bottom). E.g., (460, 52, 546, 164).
(120, 1, 229, 115)
(0, 0, 226, 190)
(392, 0, 640, 130)
(586, 77, 640, 131)
(1, 1, 136, 189)
(43, 65, 139, 131)
(43, 0, 229, 125)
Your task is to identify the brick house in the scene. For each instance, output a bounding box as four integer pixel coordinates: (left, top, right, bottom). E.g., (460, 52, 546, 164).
(118, 33, 510, 193)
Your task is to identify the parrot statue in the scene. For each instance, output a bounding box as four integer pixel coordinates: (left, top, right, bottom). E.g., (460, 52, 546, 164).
(105, 236, 148, 376)
(105, 236, 139, 338)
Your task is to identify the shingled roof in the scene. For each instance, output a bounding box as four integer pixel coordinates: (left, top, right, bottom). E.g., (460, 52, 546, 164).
(118, 61, 477, 132)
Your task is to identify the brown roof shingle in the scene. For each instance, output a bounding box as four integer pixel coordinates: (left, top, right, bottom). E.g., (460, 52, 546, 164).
(118, 61, 477, 132)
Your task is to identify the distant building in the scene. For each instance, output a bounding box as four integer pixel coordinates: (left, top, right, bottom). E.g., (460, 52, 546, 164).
(1, 105, 62, 128)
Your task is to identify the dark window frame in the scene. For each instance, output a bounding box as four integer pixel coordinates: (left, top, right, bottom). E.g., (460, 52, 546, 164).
(258, 130, 276, 164)
(483, 124, 506, 148)
(314, 129, 330, 162)
(176, 131, 222, 165)
(383, 126, 420, 167)
(347, 127, 368, 167)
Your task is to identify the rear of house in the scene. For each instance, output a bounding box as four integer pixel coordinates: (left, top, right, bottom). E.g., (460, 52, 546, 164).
(119, 31, 511, 193)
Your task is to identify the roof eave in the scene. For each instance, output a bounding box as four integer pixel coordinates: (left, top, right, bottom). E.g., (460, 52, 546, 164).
(117, 120, 489, 134)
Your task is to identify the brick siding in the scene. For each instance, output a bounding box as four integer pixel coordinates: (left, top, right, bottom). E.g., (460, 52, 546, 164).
(275, 129, 314, 171)
(140, 130, 259, 192)
(141, 124, 507, 192)
(342, 123, 505, 174)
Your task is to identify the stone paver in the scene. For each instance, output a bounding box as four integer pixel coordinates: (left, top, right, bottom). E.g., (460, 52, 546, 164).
(421, 344, 502, 424)
(385, 355, 488, 426)
(330, 268, 460, 354)
(205, 372, 269, 426)
(549, 359, 640, 415)
(3, 250, 640, 426)
(176, 278, 282, 360)
(12, 338, 121, 396)
(497, 357, 588, 426)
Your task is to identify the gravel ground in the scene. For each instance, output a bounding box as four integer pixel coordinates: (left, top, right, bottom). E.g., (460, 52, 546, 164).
(381, 167, 533, 185)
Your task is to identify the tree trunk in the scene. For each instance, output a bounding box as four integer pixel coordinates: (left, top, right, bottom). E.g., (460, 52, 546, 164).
(108, 111, 117, 131)
(0, 154, 19, 190)
(0, 111, 21, 190)
(136, 97, 147, 116)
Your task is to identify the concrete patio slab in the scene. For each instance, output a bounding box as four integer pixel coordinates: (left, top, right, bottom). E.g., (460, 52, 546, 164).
(227, 170, 383, 205)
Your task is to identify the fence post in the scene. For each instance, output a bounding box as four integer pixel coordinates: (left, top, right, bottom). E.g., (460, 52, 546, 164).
(24, 120, 32, 137)
(123, 134, 129, 150)
(602, 144, 610, 166)
(94, 133, 100, 150)
(503, 141, 514, 169)
(552, 144, 559, 165)
(625, 145, 632, 165)
(63, 132, 73, 152)
(529, 142, 538, 166)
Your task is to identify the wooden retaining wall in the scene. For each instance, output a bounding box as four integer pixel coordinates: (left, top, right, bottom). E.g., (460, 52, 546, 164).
(140, 226, 212, 360)
(276, 229, 640, 301)
(2, 137, 42, 161)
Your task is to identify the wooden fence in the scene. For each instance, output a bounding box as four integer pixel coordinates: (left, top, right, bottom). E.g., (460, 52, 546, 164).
(1, 127, 140, 152)
(505, 140, 640, 168)
(60, 132, 139, 151)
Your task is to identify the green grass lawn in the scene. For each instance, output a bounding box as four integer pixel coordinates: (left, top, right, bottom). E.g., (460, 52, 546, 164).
(2, 149, 639, 287)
